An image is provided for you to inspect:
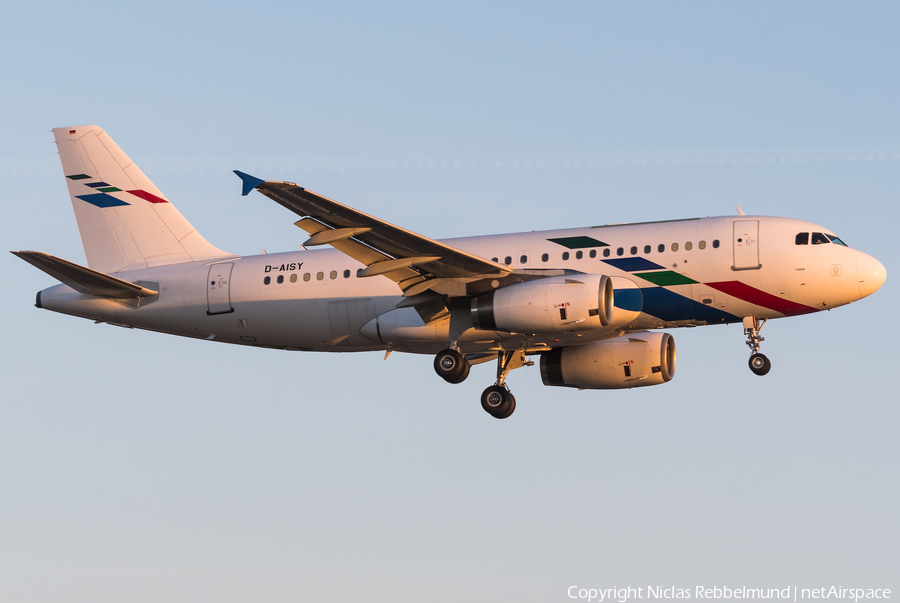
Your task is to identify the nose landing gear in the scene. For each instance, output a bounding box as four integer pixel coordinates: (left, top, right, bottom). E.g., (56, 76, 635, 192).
(743, 316, 771, 376)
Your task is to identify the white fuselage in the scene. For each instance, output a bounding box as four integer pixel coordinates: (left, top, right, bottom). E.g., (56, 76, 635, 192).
(36, 215, 882, 355)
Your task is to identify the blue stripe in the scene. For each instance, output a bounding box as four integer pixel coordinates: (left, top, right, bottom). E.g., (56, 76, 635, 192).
(602, 257, 665, 272)
(613, 288, 643, 312)
(75, 193, 130, 208)
(639, 287, 738, 323)
(85, 181, 111, 188)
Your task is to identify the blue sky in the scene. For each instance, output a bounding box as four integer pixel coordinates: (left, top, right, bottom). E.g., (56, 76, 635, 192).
(2, 2, 898, 601)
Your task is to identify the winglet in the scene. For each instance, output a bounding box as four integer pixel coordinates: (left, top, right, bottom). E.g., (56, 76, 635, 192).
(233, 170, 266, 196)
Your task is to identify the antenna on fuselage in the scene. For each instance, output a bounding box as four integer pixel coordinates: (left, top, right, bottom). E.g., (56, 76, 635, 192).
(736, 206, 746, 215)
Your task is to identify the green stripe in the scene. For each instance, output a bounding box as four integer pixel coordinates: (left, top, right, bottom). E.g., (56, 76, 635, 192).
(547, 236, 609, 249)
(97, 187, 122, 192)
(636, 271, 698, 286)
(66, 173, 91, 180)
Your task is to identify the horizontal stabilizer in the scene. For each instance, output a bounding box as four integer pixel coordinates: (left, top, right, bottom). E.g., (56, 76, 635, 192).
(12, 251, 158, 299)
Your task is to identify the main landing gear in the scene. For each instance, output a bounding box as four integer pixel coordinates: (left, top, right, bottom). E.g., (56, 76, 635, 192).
(743, 316, 771, 376)
(433, 347, 470, 384)
(432, 347, 531, 419)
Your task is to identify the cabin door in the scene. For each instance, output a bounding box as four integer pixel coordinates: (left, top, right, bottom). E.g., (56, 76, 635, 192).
(207, 263, 234, 315)
(733, 220, 761, 270)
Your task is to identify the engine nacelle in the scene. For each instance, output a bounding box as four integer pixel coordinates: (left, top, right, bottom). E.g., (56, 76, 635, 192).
(540, 331, 675, 389)
(471, 274, 642, 334)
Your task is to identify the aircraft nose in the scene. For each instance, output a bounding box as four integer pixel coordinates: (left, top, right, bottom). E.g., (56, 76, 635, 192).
(857, 252, 887, 298)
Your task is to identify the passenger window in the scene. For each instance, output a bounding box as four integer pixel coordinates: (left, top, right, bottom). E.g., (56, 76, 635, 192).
(712, 239, 720, 248)
(541, 253, 549, 262)
(343, 269, 351, 278)
(504, 256, 512, 265)
(290, 274, 297, 283)
(562, 252, 569, 260)
(277, 275, 284, 284)
(589, 249, 597, 258)
(616, 247, 624, 256)
(658, 244, 665, 253)
(575, 251, 583, 259)
(811, 232, 829, 245)
(603, 248, 610, 257)
(491, 257, 498, 263)
(671, 242, 679, 252)
(699, 240, 706, 249)
(304, 273, 311, 282)
(644, 245, 651, 254)
(356, 269, 363, 277)
(795, 233, 809, 245)
(685, 242, 692, 251)
(316, 272, 324, 280)
(630, 246, 637, 255)
(264, 276, 271, 285)
(330, 270, 337, 279)
(520, 255, 528, 263)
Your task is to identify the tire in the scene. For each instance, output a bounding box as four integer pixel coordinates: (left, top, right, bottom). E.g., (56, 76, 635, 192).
(434, 349, 470, 383)
(495, 393, 516, 419)
(748, 353, 771, 376)
(481, 385, 512, 418)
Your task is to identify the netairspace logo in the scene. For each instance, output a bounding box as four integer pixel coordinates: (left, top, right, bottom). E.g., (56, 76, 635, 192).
(567, 586, 892, 603)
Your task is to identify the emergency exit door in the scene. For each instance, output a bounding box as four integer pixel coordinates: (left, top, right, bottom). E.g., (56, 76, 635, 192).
(207, 263, 234, 315)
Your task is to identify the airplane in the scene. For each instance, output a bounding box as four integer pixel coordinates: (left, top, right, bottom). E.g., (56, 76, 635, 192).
(13, 125, 887, 419)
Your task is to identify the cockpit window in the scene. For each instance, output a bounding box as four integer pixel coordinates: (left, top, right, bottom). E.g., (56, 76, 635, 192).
(795, 232, 809, 245)
(827, 234, 848, 247)
(811, 232, 830, 245)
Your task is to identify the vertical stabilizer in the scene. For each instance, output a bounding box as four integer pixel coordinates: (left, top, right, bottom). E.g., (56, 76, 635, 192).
(53, 125, 233, 273)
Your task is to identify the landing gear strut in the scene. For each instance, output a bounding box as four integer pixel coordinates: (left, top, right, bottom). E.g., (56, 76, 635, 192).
(743, 316, 771, 376)
(433, 346, 532, 418)
(480, 350, 531, 419)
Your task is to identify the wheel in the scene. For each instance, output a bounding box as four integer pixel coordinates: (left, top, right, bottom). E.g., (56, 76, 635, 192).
(481, 385, 513, 418)
(496, 393, 516, 419)
(434, 348, 470, 383)
(749, 353, 771, 376)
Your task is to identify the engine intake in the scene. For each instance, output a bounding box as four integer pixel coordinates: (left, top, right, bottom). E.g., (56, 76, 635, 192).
(540, 331, 676, 389)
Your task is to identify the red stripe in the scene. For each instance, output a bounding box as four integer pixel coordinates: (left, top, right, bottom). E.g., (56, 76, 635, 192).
(706, 280, 817, 316)
(126, 189, 168, 204)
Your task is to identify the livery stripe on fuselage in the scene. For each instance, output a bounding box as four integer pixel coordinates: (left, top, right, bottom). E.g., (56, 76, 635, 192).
(639, 287, 738, 324)
(602, 257, 665, 272)
(547, 236, 609, 249)
(706, 281, 817, 317)
(636, 271, 698, 286)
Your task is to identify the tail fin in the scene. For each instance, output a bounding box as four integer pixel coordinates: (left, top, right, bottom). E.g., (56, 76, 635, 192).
(53, 125, 233, 273)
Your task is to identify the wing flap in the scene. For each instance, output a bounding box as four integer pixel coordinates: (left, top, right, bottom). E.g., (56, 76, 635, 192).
(293, 218, 424, 285)
(12, 251, 158, 299)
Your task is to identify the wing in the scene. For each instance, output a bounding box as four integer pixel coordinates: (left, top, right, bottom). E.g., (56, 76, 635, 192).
(235, 171, 511, 298)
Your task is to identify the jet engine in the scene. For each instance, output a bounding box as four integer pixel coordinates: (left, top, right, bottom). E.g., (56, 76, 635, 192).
(470, 274, 642, 334)
(540, 331, 675, 389)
